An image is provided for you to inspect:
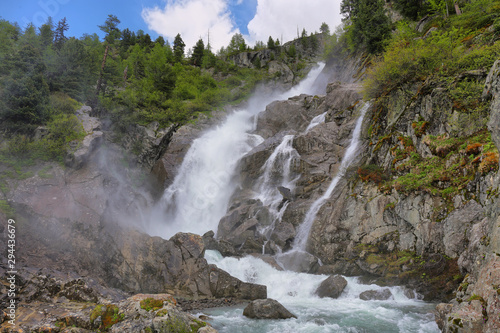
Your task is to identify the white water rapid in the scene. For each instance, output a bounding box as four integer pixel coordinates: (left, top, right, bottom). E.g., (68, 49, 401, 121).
(292, 102, 370, 252)
(204, 250, 439, 333)
(148, 63, 325, 239)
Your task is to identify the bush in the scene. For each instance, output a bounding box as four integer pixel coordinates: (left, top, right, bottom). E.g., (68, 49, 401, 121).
(49, 92, 80, 115)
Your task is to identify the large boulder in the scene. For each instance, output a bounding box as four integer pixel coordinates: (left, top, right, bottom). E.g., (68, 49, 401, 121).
(277, 251, 320, 273)
(359, 289, 393, 301)
(243, 299, 297, 319)
(314, 275, 348, 299)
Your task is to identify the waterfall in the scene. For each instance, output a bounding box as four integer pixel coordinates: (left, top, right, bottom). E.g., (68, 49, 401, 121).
(254, 134, 299, 240)
(292, 102, 370, 252)
(148, 63, 325, 239)
(304, 111, 327, 133)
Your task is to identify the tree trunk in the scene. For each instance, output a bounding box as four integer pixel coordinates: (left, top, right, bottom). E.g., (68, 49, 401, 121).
(95, 44, 109, 96)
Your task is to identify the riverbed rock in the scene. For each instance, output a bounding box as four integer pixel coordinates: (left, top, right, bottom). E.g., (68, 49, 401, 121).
(277, 251, 320, 273)
(315, 275, 348, 299)
(359, 289, 393, 301)
(243, 299, 297, 319)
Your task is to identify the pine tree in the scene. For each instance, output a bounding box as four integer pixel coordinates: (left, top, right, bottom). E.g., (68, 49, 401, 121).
(267, 36, 275, 49)
(96, 15, 121, 96)
(173, 33, 185, 62)
(191, 38, 204, 66)
(54, 17, 68, 49)
(39, 17, 54, 48)
(320, 22, 330, 35)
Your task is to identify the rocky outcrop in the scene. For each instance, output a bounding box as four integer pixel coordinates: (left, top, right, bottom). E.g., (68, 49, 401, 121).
(314, 275, 348, 299)
(243, 299, 297, 319)
(0, 290, 217, 333)
(65, 105, 103, 169)
(121, 121, 179, 170)
(152, 109, 227, 188)
(434, 59, 500, 332)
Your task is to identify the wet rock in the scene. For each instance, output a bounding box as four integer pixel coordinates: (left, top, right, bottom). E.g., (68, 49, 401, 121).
(270, 221, 296, 250)
(217, 199, 271, 247)
(243, 299, 297, 319)
(255, 95, 327, 139)
(209, 265, 267, 300)
(277, 186, 293, 202)
(314, 275, 348, 299)
(359, 289, 392, 301)
(277, 251, 320, 273)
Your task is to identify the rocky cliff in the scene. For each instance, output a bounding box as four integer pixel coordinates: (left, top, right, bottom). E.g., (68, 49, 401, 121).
(197, 57, 500, 332)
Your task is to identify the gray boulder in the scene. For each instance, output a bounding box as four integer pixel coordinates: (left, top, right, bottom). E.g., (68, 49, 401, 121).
(277, 251, 320, 273)
(359, 289, 393, 301)
(315, 275, 348, 299)
(243, 299, 297, 319)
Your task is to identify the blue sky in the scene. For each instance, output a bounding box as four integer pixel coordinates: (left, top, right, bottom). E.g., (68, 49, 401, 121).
(1, 0, 342, 51)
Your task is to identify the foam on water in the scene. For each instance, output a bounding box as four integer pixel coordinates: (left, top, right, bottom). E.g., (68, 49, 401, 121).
(204, 250, 439, 333)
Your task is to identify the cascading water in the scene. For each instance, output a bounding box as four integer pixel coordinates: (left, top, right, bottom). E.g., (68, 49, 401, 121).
(254, 134, 299, 241)
(149, 62, 438, 332)
(148, 63, 325, 239)
(204, 250, 439, 333)
(292, 102, 370, 252)
(304, 111, 327, 133)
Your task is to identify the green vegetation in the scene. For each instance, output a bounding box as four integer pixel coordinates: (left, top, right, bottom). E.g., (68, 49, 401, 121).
(374, 130, 499, 197)
(0, 16, 324, 168)
(90, 304, 124, 331)
(140, 297, 165, 312)
(335, 0, 500, 201)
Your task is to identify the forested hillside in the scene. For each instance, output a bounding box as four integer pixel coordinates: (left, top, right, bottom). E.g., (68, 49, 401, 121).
(0, 15, 324, 162)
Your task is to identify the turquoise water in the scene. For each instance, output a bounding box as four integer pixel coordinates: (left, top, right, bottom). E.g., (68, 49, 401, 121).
(203, 250, 439, 333)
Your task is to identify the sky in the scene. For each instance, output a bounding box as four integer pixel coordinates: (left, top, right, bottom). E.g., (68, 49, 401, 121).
(1, 0, 343, 51)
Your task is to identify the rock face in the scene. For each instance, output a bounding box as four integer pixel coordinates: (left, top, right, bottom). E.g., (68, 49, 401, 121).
(314, 275, 348, 299)
(121, 121, 179, 170)
(65, 105, 103, 169)
(243, 299, 297, 319)
(215, 83, 363, 256)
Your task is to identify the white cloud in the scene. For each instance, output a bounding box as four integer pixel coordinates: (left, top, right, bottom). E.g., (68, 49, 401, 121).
(142, 0, 239, 52)
(142, 0, 343, 53)
(247, 0, 342, 45)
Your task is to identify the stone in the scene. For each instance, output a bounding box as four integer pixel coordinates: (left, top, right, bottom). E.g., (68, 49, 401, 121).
(277, 251, 320, 273)
(277, 186, 293, 202)
(209, 265, 267, 300)
(121, 122, 179, 170)
(314, 275, 348, 299)
(243, 299, 297, 319)
(255, 95, 326, 139)
(359, 289, 393, 301)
